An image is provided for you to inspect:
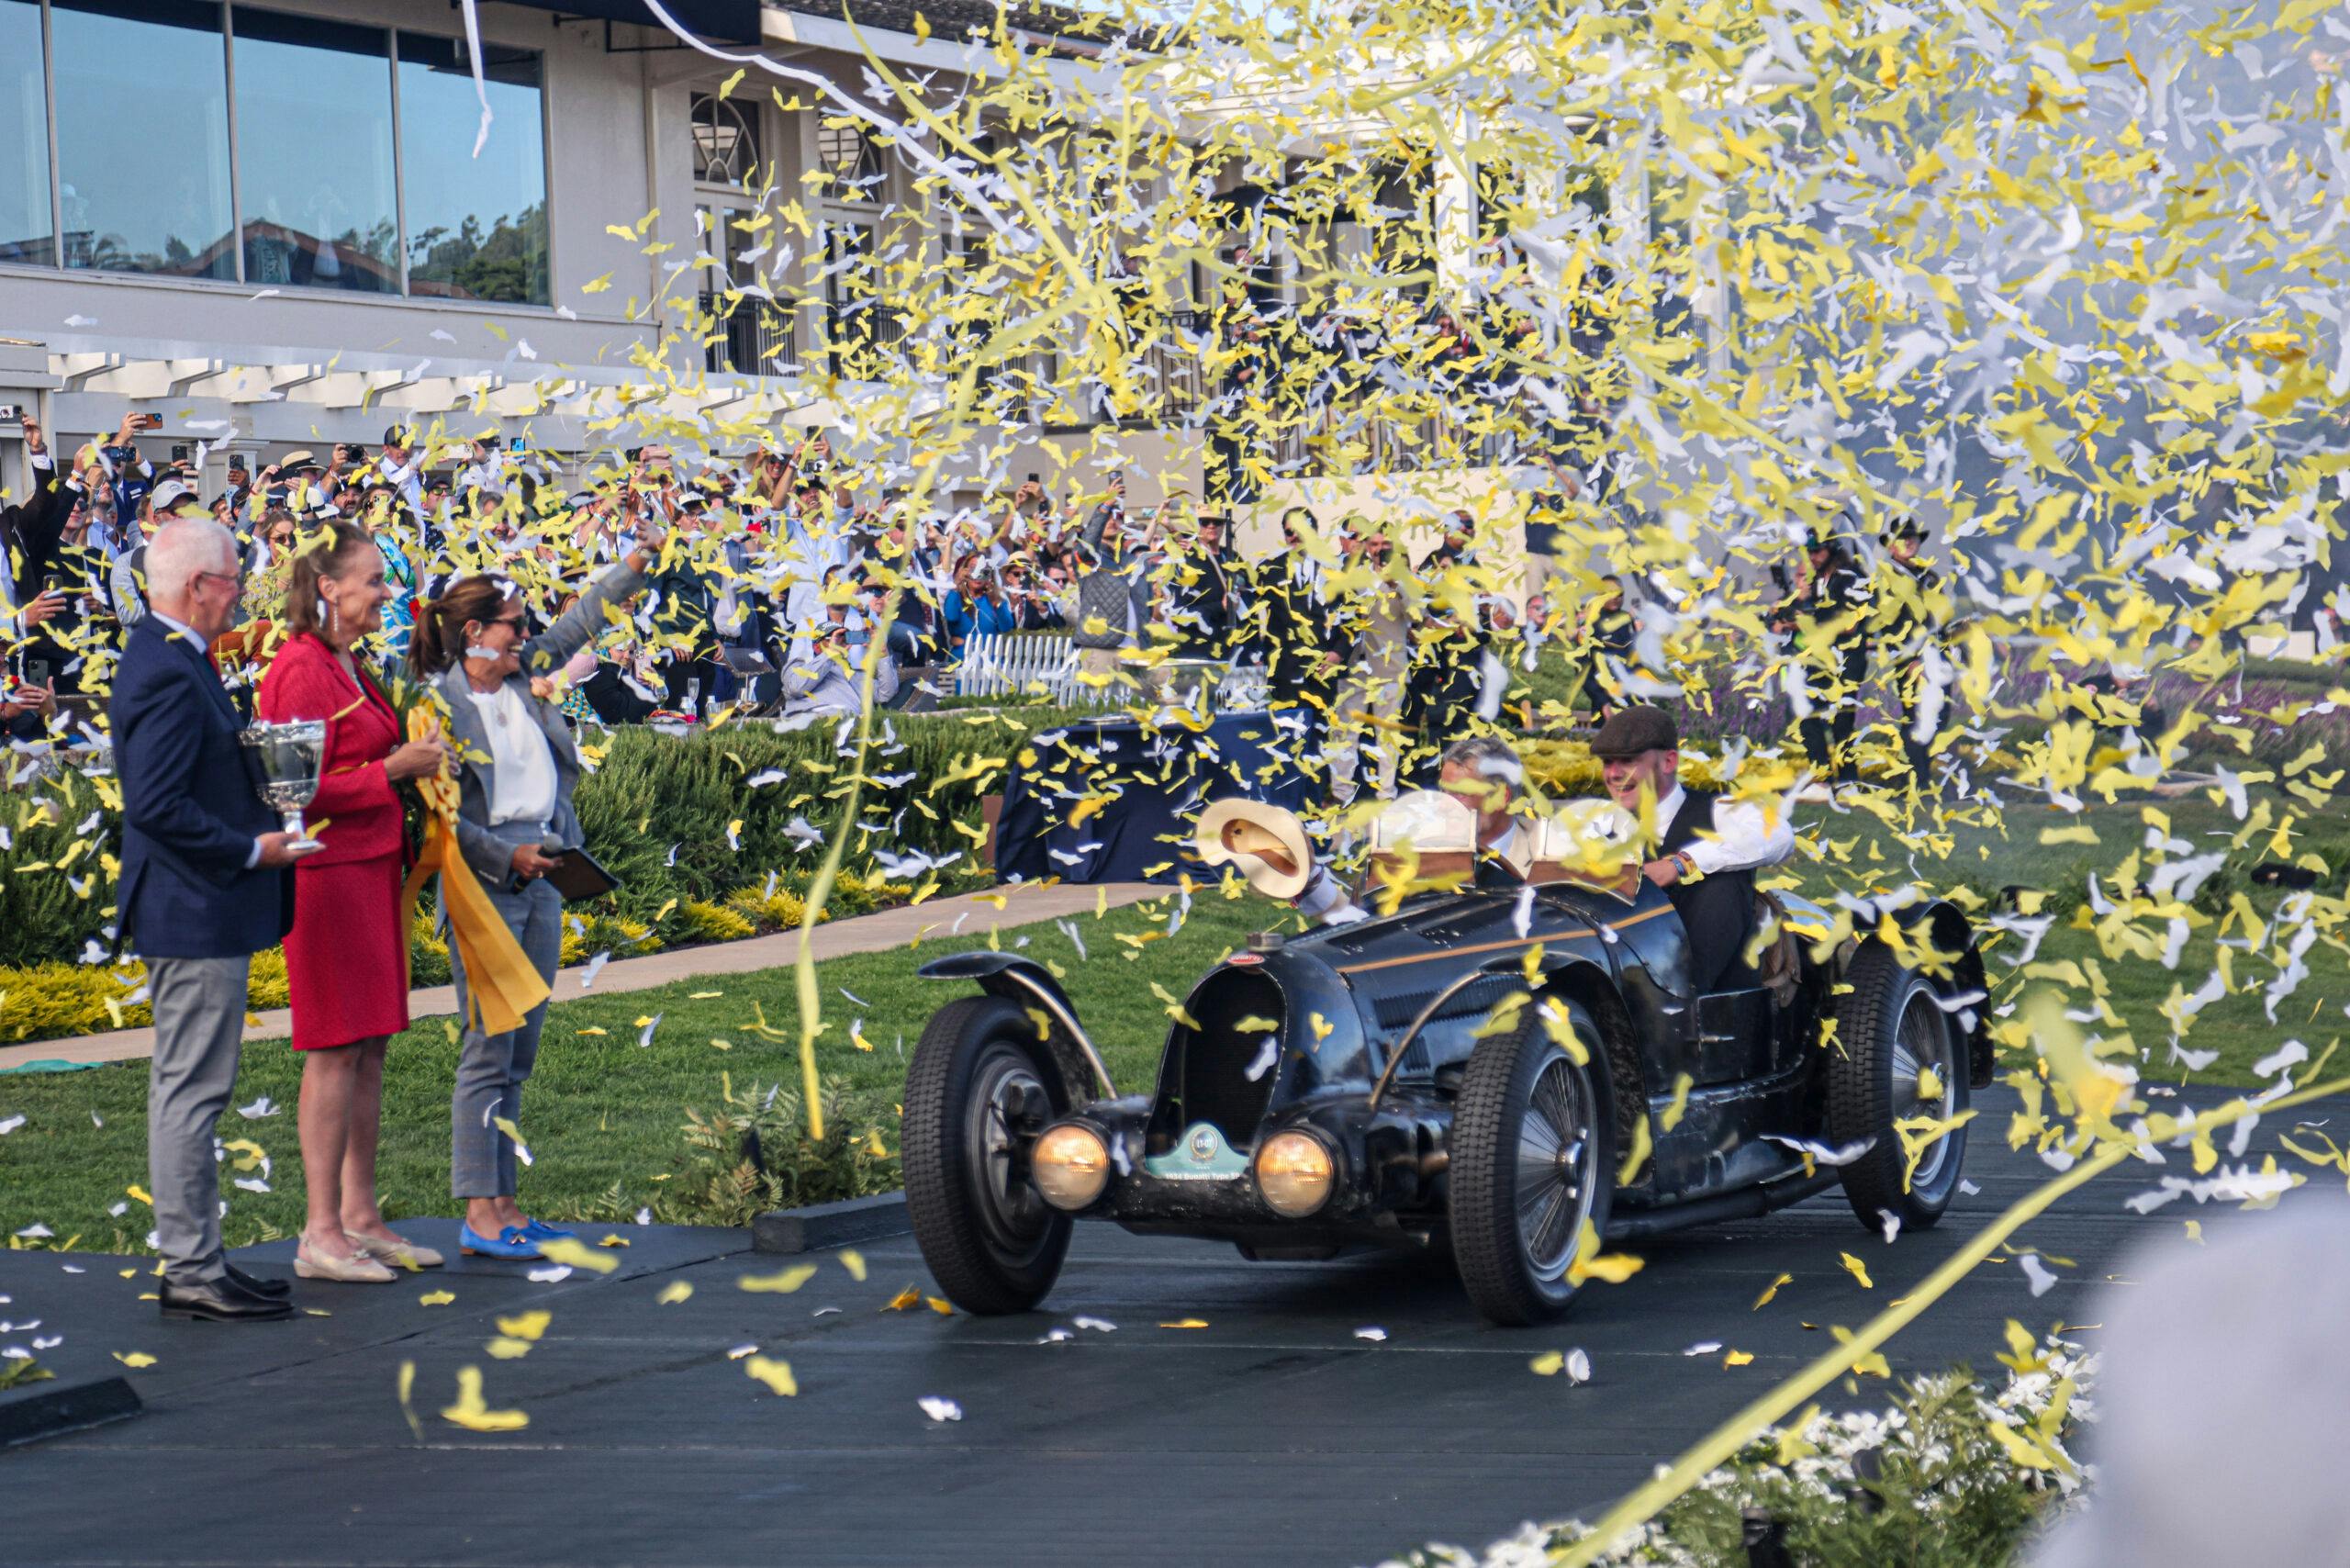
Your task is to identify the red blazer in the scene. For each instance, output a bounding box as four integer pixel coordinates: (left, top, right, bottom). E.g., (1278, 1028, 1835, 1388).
(255, 633, 406, 867)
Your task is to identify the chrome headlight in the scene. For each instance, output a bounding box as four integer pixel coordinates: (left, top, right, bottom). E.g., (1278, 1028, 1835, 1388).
(1254, 1129, 1336, 1218)
(1031, 1123, 1111, 1211)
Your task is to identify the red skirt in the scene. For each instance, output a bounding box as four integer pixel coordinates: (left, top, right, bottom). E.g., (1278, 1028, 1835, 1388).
(284, 851, 411, 1052)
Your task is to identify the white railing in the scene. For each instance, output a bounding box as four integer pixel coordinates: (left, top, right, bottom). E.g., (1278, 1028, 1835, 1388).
(953, 632, 1273, 712)
(956, 632, 1094, 706)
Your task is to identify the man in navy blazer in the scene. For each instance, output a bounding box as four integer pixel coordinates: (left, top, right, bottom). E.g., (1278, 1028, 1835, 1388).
(113, 515, 318, 1323)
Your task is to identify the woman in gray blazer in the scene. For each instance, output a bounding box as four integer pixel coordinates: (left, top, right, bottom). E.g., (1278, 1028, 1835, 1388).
(406, 532, 660, 1259)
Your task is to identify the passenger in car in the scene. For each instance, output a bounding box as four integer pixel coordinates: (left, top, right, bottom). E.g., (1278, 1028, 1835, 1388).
(1296, 735, 1539, 925)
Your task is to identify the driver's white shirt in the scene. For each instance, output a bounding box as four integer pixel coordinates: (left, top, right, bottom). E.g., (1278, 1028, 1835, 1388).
(1654, 783, 1795, 875)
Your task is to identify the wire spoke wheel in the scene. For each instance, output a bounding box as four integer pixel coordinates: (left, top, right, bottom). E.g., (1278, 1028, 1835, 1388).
(1827, 943, 1972, 1233)
(904, 995, 1073, 1315)
(1888, 991, 1961, 1193)
(1515, 1054, 1596, 1281)
(1451, 997, 1616, 1326)
(966, 1047, 1055, 1263)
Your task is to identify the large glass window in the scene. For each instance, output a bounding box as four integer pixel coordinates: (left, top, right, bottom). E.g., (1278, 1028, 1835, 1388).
(0, 1, 50, 266)
(234, 10, 397, 292)
(53, 0, 233, 279)
(398, 32, 549, 305)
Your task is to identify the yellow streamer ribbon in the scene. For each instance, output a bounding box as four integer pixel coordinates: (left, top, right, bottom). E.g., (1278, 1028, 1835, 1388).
(400, 705, 550, 1036)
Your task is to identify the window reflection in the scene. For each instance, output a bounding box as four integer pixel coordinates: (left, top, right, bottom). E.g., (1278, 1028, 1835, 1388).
(0, 1, 50, 266)
(235, 10, 398, 294)
(398, 33, 548, 305)
(53, 0, 234, 280)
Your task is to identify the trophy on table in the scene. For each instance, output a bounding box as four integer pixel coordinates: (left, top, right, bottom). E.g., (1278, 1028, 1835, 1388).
(240, 719, 326, 846)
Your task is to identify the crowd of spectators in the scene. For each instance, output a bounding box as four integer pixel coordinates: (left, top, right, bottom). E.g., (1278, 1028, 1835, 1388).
(0, 405, 1948, 801)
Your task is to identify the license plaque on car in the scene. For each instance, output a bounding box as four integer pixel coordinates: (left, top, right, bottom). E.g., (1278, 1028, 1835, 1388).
(1143, 1122, 1251, 1182)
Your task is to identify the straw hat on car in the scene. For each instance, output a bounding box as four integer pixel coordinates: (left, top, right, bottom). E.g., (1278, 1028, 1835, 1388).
(1193, 799, 1314, 901)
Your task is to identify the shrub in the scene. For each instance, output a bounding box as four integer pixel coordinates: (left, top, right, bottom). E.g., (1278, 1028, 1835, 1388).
(554, 1072, 901, 1227)
(679, 899, 756, 943)
(0, 769, 119, 969)
(724, 884, 812, 930)
(1398, 1339, 2094, 1568)
(0, 949, 289, 1044)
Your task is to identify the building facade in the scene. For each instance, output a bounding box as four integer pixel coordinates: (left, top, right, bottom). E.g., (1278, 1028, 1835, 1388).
(0, 0, 1097, 498)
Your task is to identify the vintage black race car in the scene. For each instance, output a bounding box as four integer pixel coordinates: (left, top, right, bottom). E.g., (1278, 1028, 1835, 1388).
(901, 848, 1989, 1326)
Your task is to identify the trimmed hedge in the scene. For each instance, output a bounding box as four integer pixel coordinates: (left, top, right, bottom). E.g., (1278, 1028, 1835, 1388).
(0, 707, 1057, 1044)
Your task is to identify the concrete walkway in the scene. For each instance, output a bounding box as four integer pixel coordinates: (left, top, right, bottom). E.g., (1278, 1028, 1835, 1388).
(0, 881, 1162, 1073)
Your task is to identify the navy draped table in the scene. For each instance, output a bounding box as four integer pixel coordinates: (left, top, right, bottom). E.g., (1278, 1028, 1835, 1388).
(991, 711, 1313, 885)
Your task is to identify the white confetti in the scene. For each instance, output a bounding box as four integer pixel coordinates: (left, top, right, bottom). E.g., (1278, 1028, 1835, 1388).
(918, 1395, 963, 1422)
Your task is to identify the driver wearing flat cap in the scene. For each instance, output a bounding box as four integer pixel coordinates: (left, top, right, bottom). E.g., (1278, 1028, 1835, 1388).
(1592, 706, 1795, 993)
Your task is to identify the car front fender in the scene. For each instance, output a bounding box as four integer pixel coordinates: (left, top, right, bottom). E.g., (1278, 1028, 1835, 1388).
(916, 952, 1118, 1101)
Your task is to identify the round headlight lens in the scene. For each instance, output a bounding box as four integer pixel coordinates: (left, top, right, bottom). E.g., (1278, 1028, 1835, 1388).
(1254, 1129, 1336, 1218)
(1030, 1123, 1111, 1211)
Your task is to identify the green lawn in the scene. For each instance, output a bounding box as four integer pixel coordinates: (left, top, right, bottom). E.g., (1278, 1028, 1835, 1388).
(0, 890, 1269, 1252)
(0, 784, 2330, 1249)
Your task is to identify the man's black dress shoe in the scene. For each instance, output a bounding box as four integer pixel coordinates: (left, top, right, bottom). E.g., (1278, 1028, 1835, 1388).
(225, 1262, 291, 1300)
(160, 1275, 294, 1323)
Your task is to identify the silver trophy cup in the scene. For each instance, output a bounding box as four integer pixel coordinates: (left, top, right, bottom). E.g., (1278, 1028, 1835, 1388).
(240, 719, 327, 843)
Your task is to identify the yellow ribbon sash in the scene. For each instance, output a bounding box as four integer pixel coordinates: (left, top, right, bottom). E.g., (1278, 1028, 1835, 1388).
(400, 705, 552, 1036)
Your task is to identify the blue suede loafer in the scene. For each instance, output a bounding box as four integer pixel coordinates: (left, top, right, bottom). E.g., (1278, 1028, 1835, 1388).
(458, 1223, 542, 1260)
(521, 1218, 576, 1242)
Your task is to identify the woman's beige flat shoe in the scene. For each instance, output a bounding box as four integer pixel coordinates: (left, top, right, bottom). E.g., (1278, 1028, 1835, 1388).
(353, 1235, 445, 1270)
(295, 1241, 397, 1283)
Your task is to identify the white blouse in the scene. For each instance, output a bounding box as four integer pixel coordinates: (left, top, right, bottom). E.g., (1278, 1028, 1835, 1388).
(466, 681, 558, 827)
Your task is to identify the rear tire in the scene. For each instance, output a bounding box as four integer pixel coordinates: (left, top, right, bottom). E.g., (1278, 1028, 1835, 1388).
(1827, 942, 1969, 1232)
(902, 995, 1072, 1315)
(1449, 997, 1617, 1327)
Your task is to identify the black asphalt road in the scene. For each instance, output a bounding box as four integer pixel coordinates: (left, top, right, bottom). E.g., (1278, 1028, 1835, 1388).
(6, 1086, 2344, 1567)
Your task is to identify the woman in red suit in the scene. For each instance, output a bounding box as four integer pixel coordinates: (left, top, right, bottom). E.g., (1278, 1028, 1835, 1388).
(258, 521, 448, 1283)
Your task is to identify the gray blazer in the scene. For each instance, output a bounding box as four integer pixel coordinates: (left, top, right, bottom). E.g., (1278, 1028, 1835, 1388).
(438, 561, 645, 891)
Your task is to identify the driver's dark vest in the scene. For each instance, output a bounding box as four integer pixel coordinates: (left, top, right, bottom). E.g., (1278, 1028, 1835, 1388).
(1659, 788, 1756, 993)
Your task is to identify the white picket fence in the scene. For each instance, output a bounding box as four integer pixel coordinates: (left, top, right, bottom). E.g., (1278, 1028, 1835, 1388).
(953, 632, 1270, 712)
(954, 632, 1095, 706)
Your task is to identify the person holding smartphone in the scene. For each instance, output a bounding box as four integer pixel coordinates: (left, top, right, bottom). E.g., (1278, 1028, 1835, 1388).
(0, 678, 56, 741)
(3, 414, 73, 642)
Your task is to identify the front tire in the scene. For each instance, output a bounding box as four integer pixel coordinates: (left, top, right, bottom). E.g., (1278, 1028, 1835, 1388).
(1449, 997, 1617, 1327)
(1827, 942, 1970, 1232)
(902, 995, 1072, 1315)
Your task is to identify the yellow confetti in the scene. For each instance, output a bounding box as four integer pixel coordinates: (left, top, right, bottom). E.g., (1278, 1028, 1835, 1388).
(1158, 1318, 1210, 1329)
(656, 1282, 694, 1305)
(1752, 1272, 1793, 1310)
(419, 1290, 456, 1307)
(839, 1249, 867, 1282)
(740, 1265, 820, 1294)
(534, 1238, 619, 1275)
(744, 1354, 797, 1396)
(495, 1311, 552, 1341)
(1839, 1253, 1874, 1290)
(111, 1351, 157, 1369)
(1529, 1351, 1565, 1376)
(440, 1367, 529, 1432)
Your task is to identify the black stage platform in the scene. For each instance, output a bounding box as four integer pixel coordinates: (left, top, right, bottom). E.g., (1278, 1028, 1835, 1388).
(6, 1087, 2344, 1567)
